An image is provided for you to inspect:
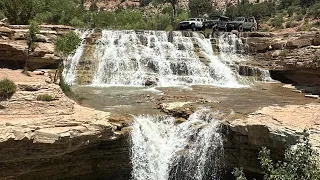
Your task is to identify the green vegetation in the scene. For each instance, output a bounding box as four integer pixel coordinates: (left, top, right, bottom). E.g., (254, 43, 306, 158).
(234, 131, 320, 180)
(225, 0, 320, 30)
(37, 94, 54, 101)
(0, 0, 187, 30)
(59, 78, 73, 96)
(0, 0, 319, 30)
(55, 31, 81, 57)
(54, 31, 84, 103)
(54, 31, 81, 82)
(23, 21, 40, 75)
(189, 0, 212, 18)
(60, 77, 85, 104)
(0, 78, 17, 100)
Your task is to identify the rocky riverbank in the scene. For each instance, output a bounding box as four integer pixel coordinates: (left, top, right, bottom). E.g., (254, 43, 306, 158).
(213, 31, 320, 94)
(0, 69, 130, 180)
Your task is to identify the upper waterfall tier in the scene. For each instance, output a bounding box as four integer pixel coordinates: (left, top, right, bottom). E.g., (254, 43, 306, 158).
(63, 30, 244, 88)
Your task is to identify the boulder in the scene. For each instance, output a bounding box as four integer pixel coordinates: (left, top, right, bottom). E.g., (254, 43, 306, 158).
(249, 42, 270, 52)
(312, 33, 320, 46)
(286, 38, 312, 49)
(144, 79, 157, 86)
(271, 41, 286, 50)
(0, 26, 15, 38)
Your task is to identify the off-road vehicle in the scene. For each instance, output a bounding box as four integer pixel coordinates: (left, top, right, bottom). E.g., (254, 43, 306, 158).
(179, 18, 207, 31)
(226, 17, 257, 32)
(202, 15, 229, 31)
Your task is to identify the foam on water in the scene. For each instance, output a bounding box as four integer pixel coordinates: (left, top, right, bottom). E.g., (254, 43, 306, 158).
(131, 108, 224, 180)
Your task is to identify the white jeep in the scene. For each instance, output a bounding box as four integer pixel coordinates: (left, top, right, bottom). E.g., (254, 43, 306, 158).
(179, 18, 206, 31)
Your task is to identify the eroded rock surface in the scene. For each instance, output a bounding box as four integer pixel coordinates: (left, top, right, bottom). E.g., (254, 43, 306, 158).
(158, 93, 320, 178)
(0, 69, 131, 180)
(0, 24, 71, 70)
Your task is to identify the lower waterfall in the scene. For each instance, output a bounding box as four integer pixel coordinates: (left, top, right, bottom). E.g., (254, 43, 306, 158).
(130, 108, 224, 180)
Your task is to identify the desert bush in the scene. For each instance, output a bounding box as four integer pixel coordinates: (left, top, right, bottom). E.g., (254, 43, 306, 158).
(55, 31, 81, 57)
(295, 14, 304, 21)
(285, 21, 299, 28)
(270, 17, 284, 28)
(0, 10, 5, 20)
(307, 2, 320, 18)
(0, 78, 17, 100)
(37, 94, 54, 101)
(234, 131, 320, 180)
(297, 23, 311, 31)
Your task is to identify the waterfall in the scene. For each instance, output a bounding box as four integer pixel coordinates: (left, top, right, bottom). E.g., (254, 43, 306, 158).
(62, 29, 92, 85)
(259, 68, 274, 82)
(91, 30, 241, 87)
(131, 108, 224, 180)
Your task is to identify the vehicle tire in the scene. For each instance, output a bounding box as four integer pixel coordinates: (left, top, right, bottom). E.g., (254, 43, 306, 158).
(250, 26, 256, 32)
(212, 25, 219, 32)
(224, 26, 228, 32)
(191, 24, 196, 31)
(238, 25, 243, 32)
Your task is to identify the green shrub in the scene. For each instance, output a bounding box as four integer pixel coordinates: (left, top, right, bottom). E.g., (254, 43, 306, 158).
(232, 167, 247, 180)
(55, 31, 81, 57)
(295, 14, 304, 21)
(270, 17, 284, 28)
(307, 3, 320, 18)
(37, 94, 54, 101)
(0, 78, 17, 100)
(234, 131, 320, 180)
(59, 77, 85, 104)
(59, 77, 72, 96)
(285, 21, 299, 28)
(297, 23, 311, 31)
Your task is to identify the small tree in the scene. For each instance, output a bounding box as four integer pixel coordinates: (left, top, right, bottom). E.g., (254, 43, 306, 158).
(189, 0, 212, 17)
(234, 131, 320, 180)
(22, 21, 40, 76)
(54, 31, 81, 82)
(153, 0, 178, 25)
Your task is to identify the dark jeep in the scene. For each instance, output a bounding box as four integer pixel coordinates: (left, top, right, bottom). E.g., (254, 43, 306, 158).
(226, 17, 257, 32)
(202, 15, 229, 31)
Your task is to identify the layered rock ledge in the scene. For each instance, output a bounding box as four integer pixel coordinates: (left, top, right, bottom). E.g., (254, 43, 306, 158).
(0, 25, 71, 70)
(158, 99, 320, 178)
(0, 69, 130, 180)
(213, 31, 320, 94)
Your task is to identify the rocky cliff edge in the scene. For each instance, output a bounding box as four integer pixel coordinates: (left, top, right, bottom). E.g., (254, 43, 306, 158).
(0, 69, 131, 180)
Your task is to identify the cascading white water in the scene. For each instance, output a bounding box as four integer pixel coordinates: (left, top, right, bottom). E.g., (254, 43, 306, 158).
(192, 32, 239, 87)
(131, 108, 224, 180)
(217, 33, 246, 65)
(259, 68, 274, 82)
(62, 29, 92, 85)
(91, 30, 241, 87)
